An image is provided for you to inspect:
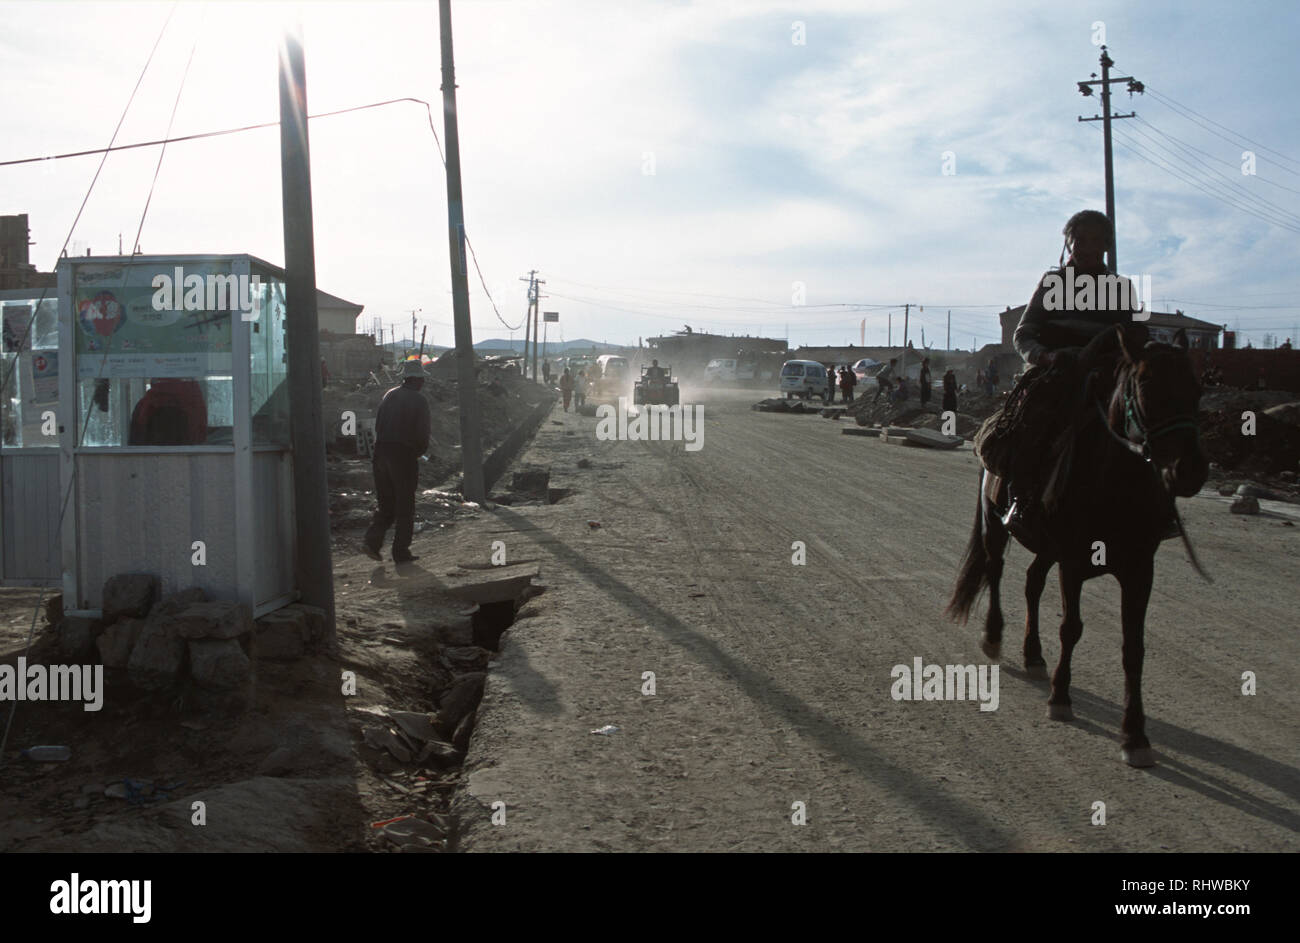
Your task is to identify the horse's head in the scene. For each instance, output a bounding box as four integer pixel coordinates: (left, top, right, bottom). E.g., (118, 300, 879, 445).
(1115, 323, 1208, 497)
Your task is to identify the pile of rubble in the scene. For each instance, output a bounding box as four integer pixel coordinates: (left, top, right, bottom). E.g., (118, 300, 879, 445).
(323, 359, 553, 482)
(50, 573, 325, 707)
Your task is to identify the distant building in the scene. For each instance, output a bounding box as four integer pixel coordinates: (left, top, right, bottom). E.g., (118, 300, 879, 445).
(316, 288, 364, 335)
(0, 214, 56, 290)
(998, 304, 1221, 351)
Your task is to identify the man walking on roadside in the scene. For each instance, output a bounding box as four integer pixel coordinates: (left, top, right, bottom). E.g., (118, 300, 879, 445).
(362, 359, 431, 565)
(873, 358, 897, 402)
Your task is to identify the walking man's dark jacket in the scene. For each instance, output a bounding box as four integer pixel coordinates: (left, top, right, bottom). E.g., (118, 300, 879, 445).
(375, 384, 431, 454)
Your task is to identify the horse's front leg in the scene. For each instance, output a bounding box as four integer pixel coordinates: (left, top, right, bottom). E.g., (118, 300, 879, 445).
(1119, 557, 1156, 767)
(1023, 554, 1051, 679)
(1047, 562, 1084, 721)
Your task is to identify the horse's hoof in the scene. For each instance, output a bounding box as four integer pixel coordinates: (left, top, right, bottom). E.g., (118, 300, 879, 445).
(1047, 703, 1074, 721)
(1123, 746, 1156, 768)
(981, 637, 1001, 660)
(1024, 662, 1049, 681)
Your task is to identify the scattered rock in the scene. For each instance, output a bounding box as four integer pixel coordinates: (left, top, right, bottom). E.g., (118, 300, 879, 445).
(97, 618, 145, 668)
(387, 710, 441, 745)
(286, 604, 327, 645)
(102, 573, 159, 623)
(127, 621, 186, 690)
(576, 458, 592, 469)
(442, 645, 490, 672)
(188, 638, 251, 690)
(1230, 495, 1260, 515)
(452, 710, 475, 752)
(436, 672, 485, 735)
(171, 601, 254, 640)
(362, 725, 412, 763)
(1217, 483, 1238, 496)
(58, 616, 104, 659)
(150, 587, 209, 620)
(254, 609, 308, 660)
(1236, 482, 1281, 501)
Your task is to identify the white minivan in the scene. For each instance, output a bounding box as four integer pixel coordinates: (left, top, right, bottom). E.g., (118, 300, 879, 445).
(704, 358, 756, 383)
(779, 360, 830, 399)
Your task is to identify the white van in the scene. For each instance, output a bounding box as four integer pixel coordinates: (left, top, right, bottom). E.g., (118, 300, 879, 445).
(595, 354, 629, 380)
(779, 360, 830, 399)
(704, 358, 757, 383)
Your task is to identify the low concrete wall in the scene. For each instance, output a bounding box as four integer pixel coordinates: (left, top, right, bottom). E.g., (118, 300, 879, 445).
(482, 396, 557, 491)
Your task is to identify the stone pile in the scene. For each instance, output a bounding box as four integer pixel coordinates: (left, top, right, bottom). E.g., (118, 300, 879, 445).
(49, 573, 327, 707)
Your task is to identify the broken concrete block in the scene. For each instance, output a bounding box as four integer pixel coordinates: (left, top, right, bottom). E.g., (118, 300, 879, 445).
(127, 620, 186, 690)
(189, 638, 251, 690)
(150, 587, 209, 621)
(1230, 495, 1260, 515)
(436, 672, 485, 734)
(170, 601, 254, 640)
(285, 604, 327, 645)
(102, 573, 159, 623)
(443, 564, 539, 605)
(254, 609, 308, 660)
(97, 618, 145, 668)
(57, 616, 104, 660)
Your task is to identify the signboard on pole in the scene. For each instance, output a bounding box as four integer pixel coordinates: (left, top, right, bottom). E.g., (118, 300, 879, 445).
(543, 311, 559, 322)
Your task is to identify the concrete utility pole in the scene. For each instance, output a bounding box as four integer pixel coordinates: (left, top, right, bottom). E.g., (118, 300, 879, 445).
(278, 21, 335, 642)
(438, 0, 485, 503)
(1077, 45, 1143, 274)
(946, 310, 951, 351)
(520, 269, 535, 378)
(531, 279, 545, 383)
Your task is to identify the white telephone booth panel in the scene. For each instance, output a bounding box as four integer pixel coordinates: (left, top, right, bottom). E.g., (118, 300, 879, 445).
(52, 254, 297, 616)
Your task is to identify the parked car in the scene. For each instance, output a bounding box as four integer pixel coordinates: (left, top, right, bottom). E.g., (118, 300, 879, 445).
(778, 359, 830, 399)
(851, 357, 881, 381)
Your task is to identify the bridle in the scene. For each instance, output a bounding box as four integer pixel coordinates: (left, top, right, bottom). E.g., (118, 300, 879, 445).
(1094, 357, 1198, 463)
(1088, 350, 1211, 581)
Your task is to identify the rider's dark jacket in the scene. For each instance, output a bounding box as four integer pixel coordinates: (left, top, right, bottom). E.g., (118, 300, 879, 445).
(1014, 263, 1140, 367)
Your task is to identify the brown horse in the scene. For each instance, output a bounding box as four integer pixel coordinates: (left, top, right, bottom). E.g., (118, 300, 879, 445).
(947, 323, 1208, 767)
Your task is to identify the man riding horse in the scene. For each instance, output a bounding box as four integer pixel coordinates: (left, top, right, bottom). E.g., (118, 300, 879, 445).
(997, 209, 1166, 540)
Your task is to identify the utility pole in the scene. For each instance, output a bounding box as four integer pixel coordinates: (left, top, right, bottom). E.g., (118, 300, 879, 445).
(278, 20, 335, 642)
(946, 310, 951, 351)
(1077, 45, 1143, 274)
(438, 0, 485, 503)
(888, 312, 892, 347)
(520, 269, 535, 378)
(531, 278, 545, 382)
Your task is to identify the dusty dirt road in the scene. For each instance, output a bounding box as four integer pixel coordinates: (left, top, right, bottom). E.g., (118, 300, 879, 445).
(454, 387, 1299, 852)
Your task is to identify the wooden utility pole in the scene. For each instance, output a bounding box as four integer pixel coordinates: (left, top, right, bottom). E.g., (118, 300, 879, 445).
(1077, 45, 1142, 274)
(438, 0, 486, 503)
(278, 21, 335, 641)
(946, 310, 951, 351)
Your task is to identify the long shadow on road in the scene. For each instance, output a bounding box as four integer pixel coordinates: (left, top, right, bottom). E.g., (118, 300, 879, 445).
(492, 505, 1013, 850)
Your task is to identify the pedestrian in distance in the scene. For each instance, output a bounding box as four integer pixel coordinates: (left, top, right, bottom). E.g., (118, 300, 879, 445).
(543, 360, 552, 385)
(362, 359, 431, 565)
(841, 366, 856, 402)
(574, 369, 587, 409)
(919, 357, 932, 407)
(942, 367, 958, 413)
(873, 358, 897, 402)
(560, 368, 574, 411)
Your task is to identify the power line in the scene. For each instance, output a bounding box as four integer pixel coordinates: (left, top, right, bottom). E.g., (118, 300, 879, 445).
(1116, 121, 1300, 227)
(1136, 116, 1300, 198)
(1100, 123, 1300, 235)
(134, 9, 203, 253)
(1144, 86, 1300, 173)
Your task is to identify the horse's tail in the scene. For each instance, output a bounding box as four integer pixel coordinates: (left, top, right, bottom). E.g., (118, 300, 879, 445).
(946, 471, 990, 624)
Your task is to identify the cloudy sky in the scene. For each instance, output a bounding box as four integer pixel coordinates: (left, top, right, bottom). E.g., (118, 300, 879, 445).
(3, 0, 1298, 351)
